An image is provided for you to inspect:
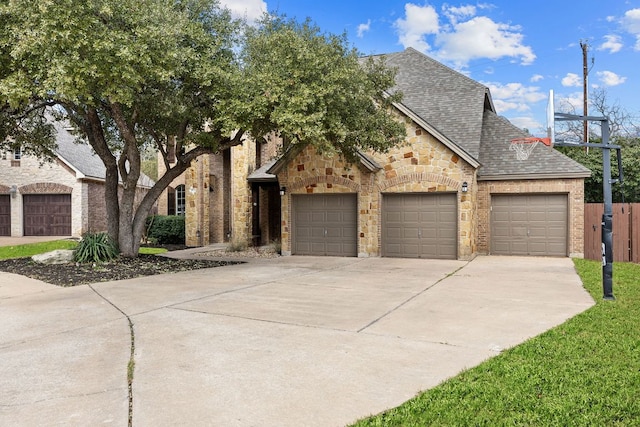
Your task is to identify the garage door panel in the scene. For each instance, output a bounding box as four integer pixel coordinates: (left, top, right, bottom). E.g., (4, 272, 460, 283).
(0, 195, 10, 236)
(292, 194, 357, 257)
(491, 194, 567, 256)
(383, 193, 457, 260)
(23, 194, 72, 236)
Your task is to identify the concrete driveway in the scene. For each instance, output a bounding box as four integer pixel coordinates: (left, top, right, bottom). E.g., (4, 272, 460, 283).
(0, 255, 594, 426)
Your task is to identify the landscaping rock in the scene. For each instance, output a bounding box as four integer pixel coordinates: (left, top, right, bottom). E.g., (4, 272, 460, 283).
(31, 249, 75, 265)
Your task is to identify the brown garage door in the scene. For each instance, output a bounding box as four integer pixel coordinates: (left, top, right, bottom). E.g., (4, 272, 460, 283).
(0, 195, 10, 236)
(23, 194, 72, 236)
(382, 193, 457, 259)
(491, 194, 567, 256)
(292, 194, 357, 256)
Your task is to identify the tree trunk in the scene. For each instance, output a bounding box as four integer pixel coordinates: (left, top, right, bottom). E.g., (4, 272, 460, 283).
(83, 107, 120, 243)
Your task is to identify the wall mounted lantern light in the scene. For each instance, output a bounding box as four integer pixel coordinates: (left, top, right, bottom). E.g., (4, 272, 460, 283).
(461, 182, 468, 193)
(279, 186, 286, 196)
(9, 185, 17, 198)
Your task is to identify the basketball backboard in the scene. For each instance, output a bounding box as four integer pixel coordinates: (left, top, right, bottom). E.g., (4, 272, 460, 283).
(546, 89, 555, 146)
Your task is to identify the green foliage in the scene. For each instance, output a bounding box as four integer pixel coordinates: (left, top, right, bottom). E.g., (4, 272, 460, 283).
(0, 1, 405, 256)
(74, 232, 120, 263)
(0, 240, 77, 260)
(353, 259, 640, 426)
(557, 137, 640, 203)
(145, 215, 185, 245)
(234, 15, 406, 162)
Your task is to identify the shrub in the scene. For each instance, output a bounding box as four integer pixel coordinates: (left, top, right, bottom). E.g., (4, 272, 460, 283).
(226, 238, 248, 252)
(145, 215, 185, 245)
(74, 232, 119, 263)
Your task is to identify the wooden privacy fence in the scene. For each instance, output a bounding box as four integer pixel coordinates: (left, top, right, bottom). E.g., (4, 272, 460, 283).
(584, 203, 640, 263)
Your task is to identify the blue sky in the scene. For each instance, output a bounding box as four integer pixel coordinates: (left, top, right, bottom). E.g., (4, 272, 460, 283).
(221, 0, 640, 137)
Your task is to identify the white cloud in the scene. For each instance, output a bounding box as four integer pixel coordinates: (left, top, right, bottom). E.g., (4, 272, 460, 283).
(509, 116, 543, 133)
(394, 4, 535, 67)
(530, 74, 544, 82)
(437, 17, 535, 66)
(598, 35, 623, 53)
(219, 0, 267, 23)
(484, 81, 546, 114)
(442, 4, 476, 24)
(597, 70, 627, 86)
(561, 73, 581, 87)
(357, 20, 371, 38)
(621, 8, 640, 50)
(394, 3, 439, 52)
(622, 8, 640, 32)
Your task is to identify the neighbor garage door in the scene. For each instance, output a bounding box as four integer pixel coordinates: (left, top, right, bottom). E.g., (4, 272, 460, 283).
(23, 194, 72, 236)
(491, 194, 567, 256)
(382, 193, 457, 259)
(292, 194, 357, 256)
(0, 195, 10, 236)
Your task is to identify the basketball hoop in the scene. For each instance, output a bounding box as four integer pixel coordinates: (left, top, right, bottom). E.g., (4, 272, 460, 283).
(509, 137, 551, 161)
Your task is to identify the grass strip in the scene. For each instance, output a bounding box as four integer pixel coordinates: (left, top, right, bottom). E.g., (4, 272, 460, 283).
(0, 239, 78, 260)
(353, 258, 640, 426)
(0, 240, 167, 260)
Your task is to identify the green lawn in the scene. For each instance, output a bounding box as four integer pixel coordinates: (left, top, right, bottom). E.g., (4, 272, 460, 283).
(353, 258, 640, 426)
(0, 239, 78, 260)
(0, 240, 167, 260)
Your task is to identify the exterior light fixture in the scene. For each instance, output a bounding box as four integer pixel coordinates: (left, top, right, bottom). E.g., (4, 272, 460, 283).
(279, 186, 286, 196)
(461, 182, 468, 193)
(9, 185, 17, 198)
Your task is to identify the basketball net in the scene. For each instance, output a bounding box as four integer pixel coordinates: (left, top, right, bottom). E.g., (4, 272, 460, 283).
(509, 137, 551, 161)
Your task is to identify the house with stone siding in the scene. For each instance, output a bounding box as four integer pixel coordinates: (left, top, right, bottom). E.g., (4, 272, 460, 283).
(162, 48, 591, 259)
(0, 122, 154, 237)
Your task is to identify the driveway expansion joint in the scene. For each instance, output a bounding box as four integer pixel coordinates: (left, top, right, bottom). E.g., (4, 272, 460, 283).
(356, 261, 471, 333)
(88, 285, 135, 427)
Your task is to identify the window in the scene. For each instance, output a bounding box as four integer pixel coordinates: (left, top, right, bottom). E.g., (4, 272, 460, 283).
(13, 147, 21, 160)
(175, 184, 185, 216)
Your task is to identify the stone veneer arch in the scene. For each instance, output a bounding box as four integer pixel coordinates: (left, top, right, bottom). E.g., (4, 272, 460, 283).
(288, 175, 361, 192)
(19, 183, 73, 194)
(0, 185, 10, 194)
(378, 172, 463, 192)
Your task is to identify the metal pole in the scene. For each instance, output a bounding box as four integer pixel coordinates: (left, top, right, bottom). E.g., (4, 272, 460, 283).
(601, 119, 615, 300)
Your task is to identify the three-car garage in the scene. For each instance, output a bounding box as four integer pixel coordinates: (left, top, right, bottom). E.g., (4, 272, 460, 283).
(289, 191, 569, 259)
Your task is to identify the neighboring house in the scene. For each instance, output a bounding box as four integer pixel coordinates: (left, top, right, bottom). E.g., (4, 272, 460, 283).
(161, 48, 591, 259)
(0, 122, 154, 237)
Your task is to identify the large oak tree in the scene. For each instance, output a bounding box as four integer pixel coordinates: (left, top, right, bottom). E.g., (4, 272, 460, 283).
(0, 1, 404, 256)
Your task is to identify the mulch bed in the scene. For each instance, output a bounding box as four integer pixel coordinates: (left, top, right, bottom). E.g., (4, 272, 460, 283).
(0, 254, 241, 287)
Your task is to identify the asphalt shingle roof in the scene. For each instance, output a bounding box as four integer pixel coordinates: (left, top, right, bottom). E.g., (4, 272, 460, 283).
(381, 48, 590, 179)
(54, 122, 155, 187)
(383, 47, 488, 159)
(478, 110, 590, 179)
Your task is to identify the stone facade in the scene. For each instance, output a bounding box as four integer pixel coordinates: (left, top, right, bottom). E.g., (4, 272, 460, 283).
(476, 178, 585, 257)
(277, 119, 477, 258)
(169, 135, 283, 247)
(175, 107, 587, 260)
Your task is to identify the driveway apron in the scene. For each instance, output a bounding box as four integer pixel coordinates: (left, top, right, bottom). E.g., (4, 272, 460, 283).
(0, 256, 594, 426)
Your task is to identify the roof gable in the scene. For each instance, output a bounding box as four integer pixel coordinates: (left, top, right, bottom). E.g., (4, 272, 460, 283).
(382, 48, 489, 159)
